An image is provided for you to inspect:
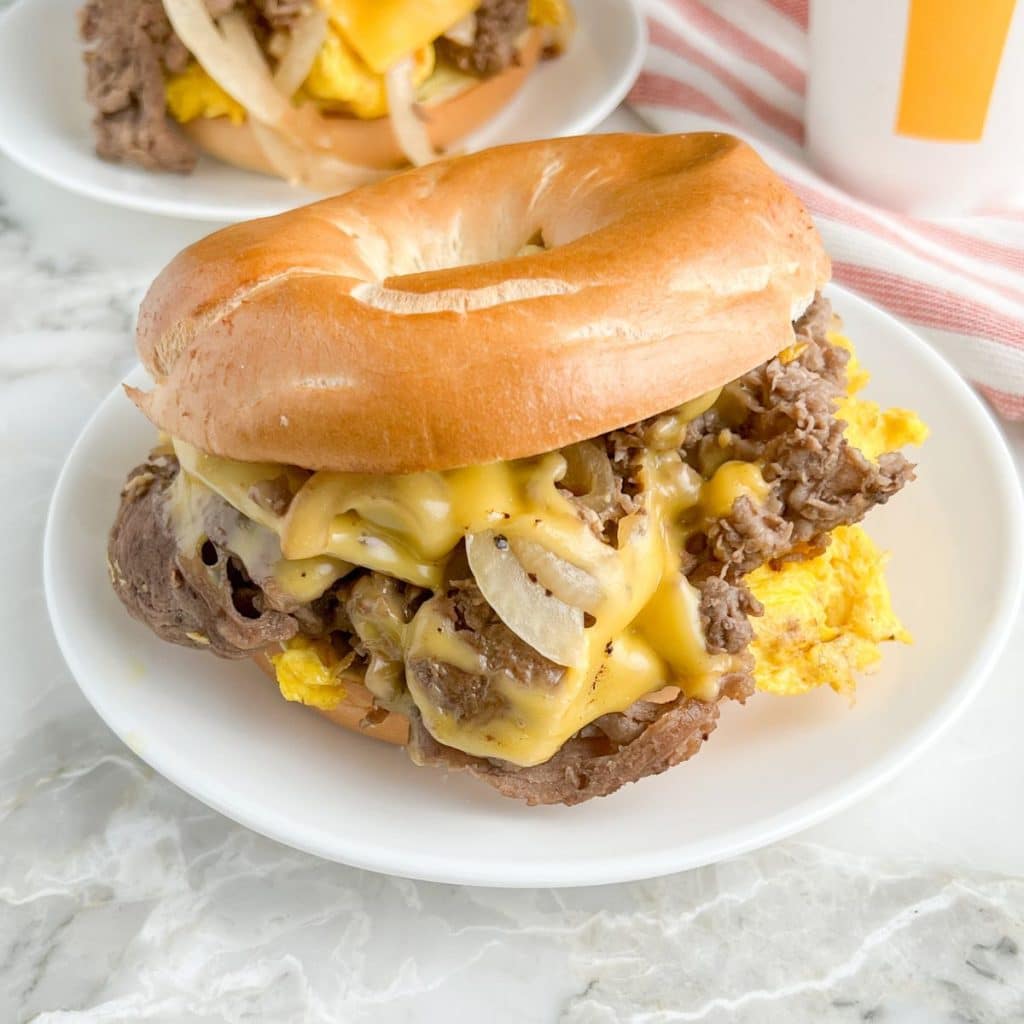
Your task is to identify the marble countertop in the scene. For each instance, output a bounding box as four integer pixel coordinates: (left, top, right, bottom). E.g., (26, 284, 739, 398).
(2, 109, 1024, 1023)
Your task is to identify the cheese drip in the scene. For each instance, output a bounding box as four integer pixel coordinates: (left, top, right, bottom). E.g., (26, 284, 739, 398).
(170, 410, 767, 766)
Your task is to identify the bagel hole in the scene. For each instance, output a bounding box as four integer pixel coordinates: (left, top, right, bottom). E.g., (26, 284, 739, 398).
(350, 221, 569, 315)
(363, 223, 550, 280)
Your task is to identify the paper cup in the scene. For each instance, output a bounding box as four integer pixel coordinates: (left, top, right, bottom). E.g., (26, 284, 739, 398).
(806, 0, 1023, 215)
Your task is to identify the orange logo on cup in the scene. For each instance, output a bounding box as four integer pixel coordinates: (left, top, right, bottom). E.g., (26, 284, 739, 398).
(896, 0, 1016, 141)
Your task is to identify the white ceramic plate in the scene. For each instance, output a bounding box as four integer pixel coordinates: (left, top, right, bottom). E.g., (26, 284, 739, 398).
(0, 0, 645, 221)
(45, 285, 1023, 887)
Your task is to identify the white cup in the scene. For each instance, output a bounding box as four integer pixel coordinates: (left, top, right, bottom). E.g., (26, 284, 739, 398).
(806, 0, 1024, 216)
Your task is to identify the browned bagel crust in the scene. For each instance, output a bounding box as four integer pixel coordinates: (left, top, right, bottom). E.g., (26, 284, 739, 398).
(252, 651, 410, 746)
(132, 132, 830, 473)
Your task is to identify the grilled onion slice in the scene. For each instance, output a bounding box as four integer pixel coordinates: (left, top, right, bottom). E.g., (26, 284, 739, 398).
(465, 530, 584, 667)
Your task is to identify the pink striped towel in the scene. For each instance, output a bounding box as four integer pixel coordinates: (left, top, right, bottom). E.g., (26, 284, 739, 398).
(628, 0, 1024, 419)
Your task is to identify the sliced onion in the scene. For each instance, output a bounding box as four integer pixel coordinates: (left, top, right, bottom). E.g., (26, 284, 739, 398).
(249, 118, 386, 189)
(508, 536, 604, 614)
(266, 29, 290, 61)
(217, 11, 331, 148)
(162, 0, 293, 129)
(271, 7, 327, 94)
(443, 13, 477, 46)
(217, 9, 264, 63)
(466, 531, 584, 667)
(561, 440, 618, 516)
(217, 10, 382, 189)
(385, 57, 437, 167)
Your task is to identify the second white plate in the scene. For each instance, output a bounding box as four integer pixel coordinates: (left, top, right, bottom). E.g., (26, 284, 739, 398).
(44, 285, 1024, 887)
(0, 0, 646, 221)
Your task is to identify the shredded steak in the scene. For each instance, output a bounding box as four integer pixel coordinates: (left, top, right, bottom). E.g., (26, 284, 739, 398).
(408, 692, 726, 806)
(108, 294, 915, 803)
(107, 453, 300, 655)
(406, 580, 567, 726)
(698, 577, 762, 655)
(435, 0, 529, 76)
(79, 0, 197, 172)
(683, 294, 914, 578)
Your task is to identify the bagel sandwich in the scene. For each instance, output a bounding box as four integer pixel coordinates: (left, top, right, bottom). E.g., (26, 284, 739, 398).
(79, 0, 573, 186)
(108, 133, 927, 805)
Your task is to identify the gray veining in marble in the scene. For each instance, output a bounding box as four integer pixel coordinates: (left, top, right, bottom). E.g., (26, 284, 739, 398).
(3, 720, 1022, 1024)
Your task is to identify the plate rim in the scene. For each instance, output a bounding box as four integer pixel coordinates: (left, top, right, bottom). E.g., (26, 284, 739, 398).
(0, 0, 647, 221)
(43, 283, 1024, 887)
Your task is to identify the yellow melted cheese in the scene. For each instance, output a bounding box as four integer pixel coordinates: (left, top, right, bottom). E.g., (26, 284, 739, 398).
(167, 453, 353, 606)
(699, 460, 769, 518)
(172, 332, 925, 765)
(402, 455, 743, 763)
(171, 419, 757, 766)
(320, 0, 478, 73)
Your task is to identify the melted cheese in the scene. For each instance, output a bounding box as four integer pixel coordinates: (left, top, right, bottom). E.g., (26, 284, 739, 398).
(403, 454, 739, 764)
(700, 461, 770, 519)
(280, 452, 581, 587)
(192, 334, 927, 765)
(170, 445, 352, 601)
(320, 0, 479, 73)
(170, 396, 761, 767)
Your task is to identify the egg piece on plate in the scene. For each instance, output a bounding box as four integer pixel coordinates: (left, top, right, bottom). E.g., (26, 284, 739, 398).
(749, 333, 928, 697)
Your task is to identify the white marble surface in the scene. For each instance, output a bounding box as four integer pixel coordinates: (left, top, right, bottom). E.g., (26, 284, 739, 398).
(2, 108, 1024, 1022)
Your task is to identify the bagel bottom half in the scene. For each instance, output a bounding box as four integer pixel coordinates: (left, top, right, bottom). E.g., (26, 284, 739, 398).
(182, 29, 543, 175)
(252, 650, 410, 746)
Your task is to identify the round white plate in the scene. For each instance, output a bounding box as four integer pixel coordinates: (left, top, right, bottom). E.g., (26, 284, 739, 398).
(45, 285, 1023, 887)
(0, 0, 645, 221)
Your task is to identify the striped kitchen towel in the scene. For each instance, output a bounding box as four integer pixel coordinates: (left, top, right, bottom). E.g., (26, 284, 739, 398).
(628, 0, 1024, 418)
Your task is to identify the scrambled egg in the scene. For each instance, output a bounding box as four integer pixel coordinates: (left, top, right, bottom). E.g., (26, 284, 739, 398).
(833, 335, 929, 460)
(748, 332, 928, 697)
(748, 525, 909, 697)
(165, 61, 246, 125)
(303, 31, 435, 118)
(269, 635, 351, 710)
